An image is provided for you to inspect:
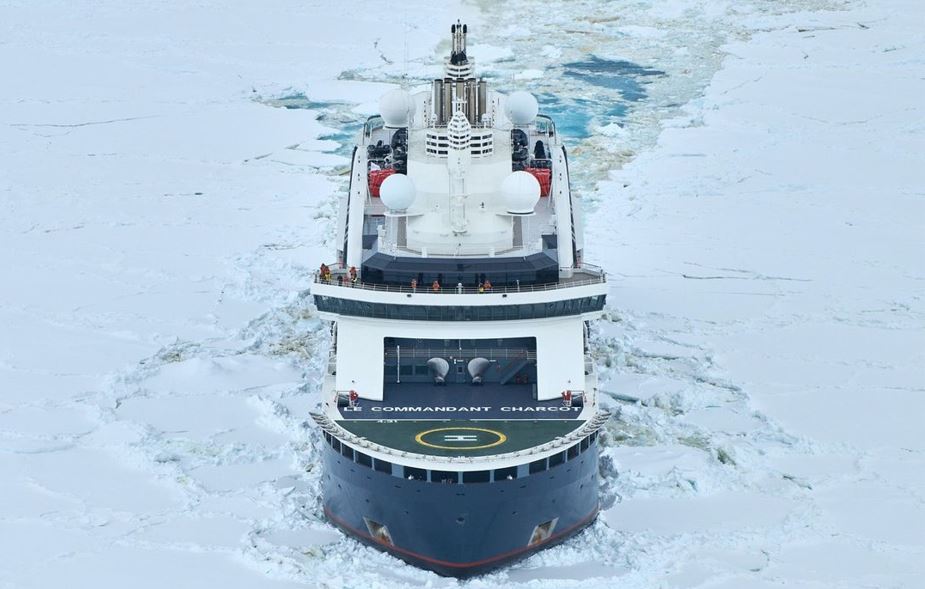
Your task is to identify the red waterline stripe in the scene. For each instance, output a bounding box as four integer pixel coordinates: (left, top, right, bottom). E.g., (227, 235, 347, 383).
(323, 504, 600, 569)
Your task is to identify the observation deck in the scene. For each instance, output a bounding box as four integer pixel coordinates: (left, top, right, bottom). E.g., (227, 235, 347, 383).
(310, 264, 607, 322)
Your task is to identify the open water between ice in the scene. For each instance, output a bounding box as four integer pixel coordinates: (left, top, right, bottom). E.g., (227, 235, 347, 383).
(111, 1, 851, 586)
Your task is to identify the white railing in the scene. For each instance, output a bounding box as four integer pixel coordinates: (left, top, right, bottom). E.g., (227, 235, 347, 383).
(310, 409, 611, 466)
(313, 264, 605, 295)
(382, 347, 536, 360)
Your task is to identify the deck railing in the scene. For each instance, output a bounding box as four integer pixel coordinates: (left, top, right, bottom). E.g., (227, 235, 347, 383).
(382, 347, 536, 361)
(310, 408, 611, 466)
(312, 264, 605, 295)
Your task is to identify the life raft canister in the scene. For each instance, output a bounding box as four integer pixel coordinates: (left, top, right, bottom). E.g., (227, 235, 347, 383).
(525, 167, 552, 197)
(368, 168, 397, 197)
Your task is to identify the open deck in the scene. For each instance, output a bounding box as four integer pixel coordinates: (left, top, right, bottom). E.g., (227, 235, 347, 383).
(333, 381, 588, 458)
(336, 419, 584, 458)
(313, 264, 605, 294)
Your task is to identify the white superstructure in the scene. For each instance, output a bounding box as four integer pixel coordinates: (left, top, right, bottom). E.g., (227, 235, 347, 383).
(312, 20, 608, 470)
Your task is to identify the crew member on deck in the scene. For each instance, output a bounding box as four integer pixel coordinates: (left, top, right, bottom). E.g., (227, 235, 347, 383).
(349, 266, 358, 284)
(483, 278, 492, 292)
(410, 278, 418, 291)
(320, 263, 331, 282)
(432, 279, 441, 292)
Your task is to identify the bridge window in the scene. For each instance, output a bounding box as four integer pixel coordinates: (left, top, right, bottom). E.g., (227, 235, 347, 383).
(356, 451, 372, 467)
(529, 458, 548, 474)
(313, 296, 606, 321)
(580, 437, 590, 452)
(567, 444, 579, 460)
(373, 458, 392, 474)
(332, 438, 341, 452)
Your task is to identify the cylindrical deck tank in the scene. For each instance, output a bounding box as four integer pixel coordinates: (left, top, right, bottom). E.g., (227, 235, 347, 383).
(433, 79, 445, 125)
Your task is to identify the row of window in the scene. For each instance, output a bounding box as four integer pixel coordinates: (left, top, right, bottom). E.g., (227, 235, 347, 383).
(313, 295, 605, 321)
(322, 430, 598, 483)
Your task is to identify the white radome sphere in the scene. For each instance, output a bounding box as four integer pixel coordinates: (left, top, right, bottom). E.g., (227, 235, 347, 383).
(504, 91, 538, 125)
(501, 171, 541, 214)
(379, 173, 416, 211)
(378, 88, 413, 127)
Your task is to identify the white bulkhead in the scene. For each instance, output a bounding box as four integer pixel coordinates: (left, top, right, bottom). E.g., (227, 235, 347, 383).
(334, 316, 585, 402)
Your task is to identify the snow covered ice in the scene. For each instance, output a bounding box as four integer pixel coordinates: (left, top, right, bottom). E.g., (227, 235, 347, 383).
(1, 0, 923, 588)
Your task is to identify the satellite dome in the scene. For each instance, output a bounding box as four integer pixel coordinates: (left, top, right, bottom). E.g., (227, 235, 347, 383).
(501, 171, 540, 214)
(379, 173, 416, 211)
(379, 88, 414, 127)
(504, 91, 538, 125)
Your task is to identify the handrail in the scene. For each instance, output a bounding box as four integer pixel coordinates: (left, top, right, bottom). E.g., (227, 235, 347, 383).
(310, 409, 611, 466)
(382, 348, 537, 360)
(312, 264, 605, 295)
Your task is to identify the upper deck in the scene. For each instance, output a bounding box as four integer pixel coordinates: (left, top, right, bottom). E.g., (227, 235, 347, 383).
(315, 331, 604, 466)
(332, 381, 586, 458)
(315, 379, 607, 467)
(311, 263, 607, 322)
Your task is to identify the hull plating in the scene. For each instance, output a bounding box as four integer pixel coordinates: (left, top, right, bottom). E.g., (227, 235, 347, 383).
(321, 443, 600, 577)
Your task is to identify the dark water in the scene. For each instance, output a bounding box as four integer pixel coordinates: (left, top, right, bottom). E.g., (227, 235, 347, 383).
(259, 57, 664, 153)
(563, 56, 664, 101)
(263, 93, 344, 111)
(317, 127, 363, 158)
(538, 94, 628, 139)
(260, 92, 363, 158)
(532, 57, 666, 140)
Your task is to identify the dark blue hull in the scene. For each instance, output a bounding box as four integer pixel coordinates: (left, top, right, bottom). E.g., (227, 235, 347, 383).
(320, 440, 600, 577)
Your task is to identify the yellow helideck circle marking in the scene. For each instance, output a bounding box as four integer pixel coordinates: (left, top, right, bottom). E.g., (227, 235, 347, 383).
(414, 427, 507, 450)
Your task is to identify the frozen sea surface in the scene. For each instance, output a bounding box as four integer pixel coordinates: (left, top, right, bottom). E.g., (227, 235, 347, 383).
(1, 0, 923, 588)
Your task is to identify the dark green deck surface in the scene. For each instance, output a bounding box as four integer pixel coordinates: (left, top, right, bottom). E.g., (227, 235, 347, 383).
(336, 419, 584, 457)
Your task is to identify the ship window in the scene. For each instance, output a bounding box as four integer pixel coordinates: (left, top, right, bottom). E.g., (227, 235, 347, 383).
(549, 451, 565, 468)
(414, 365, 429, 375)
(341, 443, 354, 460)
(399, 365, 413, 375)
(311, 296, 607, 322)
(356, 451, 372, 467)
(463, 470, 490, 483)
(404, 466, 427, 481)
(332, 438, 341, 452)
(432, 470, 459, 484)
(589, 432, 597, 445)
(494, 466, 517, 481)
(580, 437, 590, 452)
(529, 458, 547, 474)
(373, 458, 392, 474)
(567, 444, 579, 460)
